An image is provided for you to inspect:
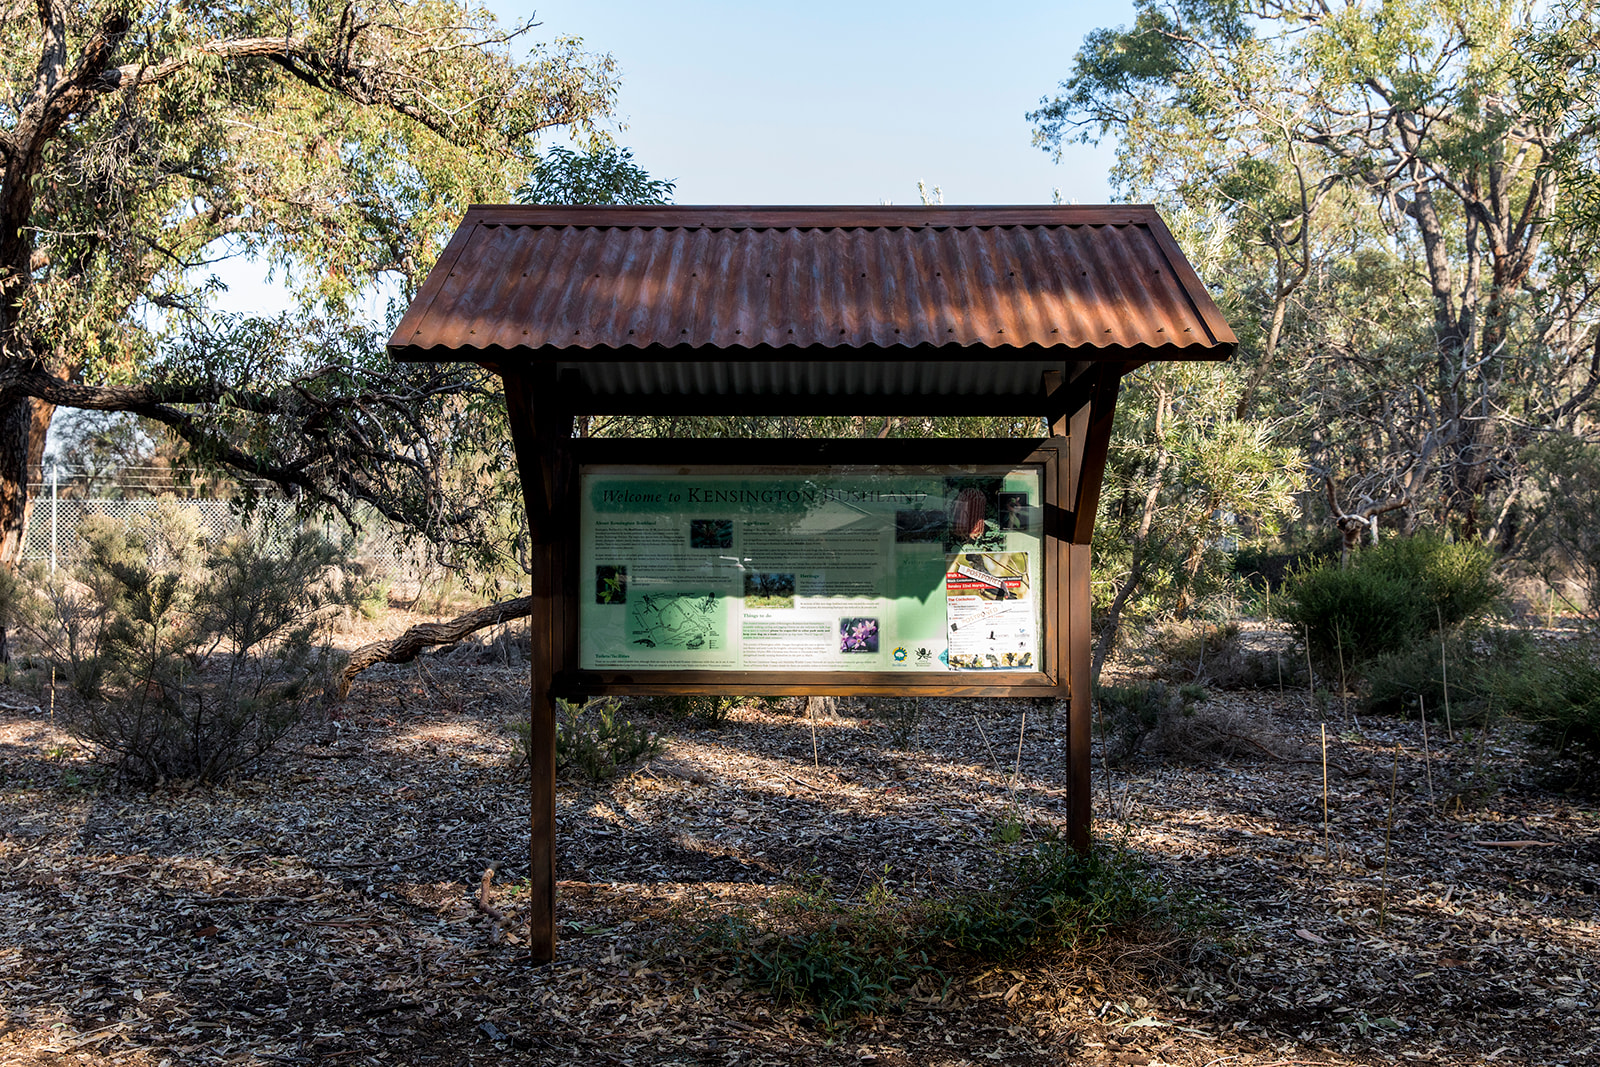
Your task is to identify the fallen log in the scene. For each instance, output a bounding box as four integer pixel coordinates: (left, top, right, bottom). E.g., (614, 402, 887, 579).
(338, 595, 533, 698)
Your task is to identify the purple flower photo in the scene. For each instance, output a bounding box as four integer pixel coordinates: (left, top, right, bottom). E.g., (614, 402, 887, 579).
(839, 617, 879, 654)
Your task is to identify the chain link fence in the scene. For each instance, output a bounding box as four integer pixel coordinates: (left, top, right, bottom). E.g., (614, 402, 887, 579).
(21, 475, 427, 583)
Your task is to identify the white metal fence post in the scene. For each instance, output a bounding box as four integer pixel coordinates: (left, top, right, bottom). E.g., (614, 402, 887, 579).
(49, 464, 58, 574)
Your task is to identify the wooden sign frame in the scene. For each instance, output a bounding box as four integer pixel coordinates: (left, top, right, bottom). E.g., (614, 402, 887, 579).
(501, 367, 1115, 963)
(554, 437, 1070, 701)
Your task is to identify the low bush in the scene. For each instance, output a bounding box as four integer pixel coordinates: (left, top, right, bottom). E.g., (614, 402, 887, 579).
(1361, 534, 1501, 629)
(653, 694, 739, 727)
(867, 696, 923, 749)
(1095, 682, 1201, 765)
(508, 697, 661, 782)
(1276, 561, 1421, 669)
(0, 567, 107, 698)
(1152, 620, 1304, 690)
(1360, 629, 1523, 724)
(1152, 620, 1240, 676)
(1275, 534, 1501, 671)
(726, 916, 938, 1026)
(1487, 641, 1600, 789)
(705, 842, 1200, 1027)
(934, 841, 1177, 958)
(37, 524, 348, 784)
(1148, 698, 1289, 762)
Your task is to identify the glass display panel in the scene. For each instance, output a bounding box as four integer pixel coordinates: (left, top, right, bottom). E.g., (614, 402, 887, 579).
(579, 465, 1045, 672)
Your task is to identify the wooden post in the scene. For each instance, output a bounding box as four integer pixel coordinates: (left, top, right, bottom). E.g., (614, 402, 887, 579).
(1066, 542, 1092, 853)
(1054, 366, 1122, 854)
(503, 367, 570, 964)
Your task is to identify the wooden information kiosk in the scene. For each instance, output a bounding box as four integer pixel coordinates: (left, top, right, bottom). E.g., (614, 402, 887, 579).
(389, 205, 1236, 960)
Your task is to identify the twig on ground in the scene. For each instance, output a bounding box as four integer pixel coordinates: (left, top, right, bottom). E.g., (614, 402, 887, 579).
(178, 892, 339, 906)
(473, 861, 524, 944)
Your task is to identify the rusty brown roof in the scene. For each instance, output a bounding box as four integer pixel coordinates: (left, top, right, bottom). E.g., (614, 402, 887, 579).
(389, 205, 1236, 360)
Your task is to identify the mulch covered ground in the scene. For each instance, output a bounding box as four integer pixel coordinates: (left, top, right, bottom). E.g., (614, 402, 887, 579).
(0, 635, 1596, 1066)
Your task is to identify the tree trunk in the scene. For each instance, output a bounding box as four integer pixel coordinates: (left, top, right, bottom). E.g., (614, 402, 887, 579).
(0, 393, 46, 568)
(1089, 552, 1147, 685)
(1091, 392, 1171, 681)
(805, 696, 841, 721)
(0, 391, 51, 663)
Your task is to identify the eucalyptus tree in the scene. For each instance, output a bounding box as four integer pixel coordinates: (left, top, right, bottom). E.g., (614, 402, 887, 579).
(1086, 205, 1300, 676)
(1033, 0, 1600, 541)
(0, 0, 620, 570)
(518, 142, 676, 207)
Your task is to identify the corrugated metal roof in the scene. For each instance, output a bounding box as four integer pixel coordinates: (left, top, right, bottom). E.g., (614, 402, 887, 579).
(389, 206, 1236, 361)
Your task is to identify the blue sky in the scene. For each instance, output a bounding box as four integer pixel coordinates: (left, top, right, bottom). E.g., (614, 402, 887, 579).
(499, 0, 1133, 205)
(207, 1, 1135, 313)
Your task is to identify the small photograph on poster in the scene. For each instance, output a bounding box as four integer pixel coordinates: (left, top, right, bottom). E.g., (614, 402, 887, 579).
(743, 572, 795, 608)
(595, 565, 627, 604)
(944, 477, 1007, 553)
(998, 492, 1031, 532)
(949, 650, 1034, 669)
(895, 509, 948, 544)
(689, 518, 733, 549)
(839, 617, 879, 654)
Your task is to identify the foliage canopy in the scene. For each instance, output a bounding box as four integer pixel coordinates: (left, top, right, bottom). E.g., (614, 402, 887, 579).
(1034, 0, 1600, 544)
(0, 0, 622, 577)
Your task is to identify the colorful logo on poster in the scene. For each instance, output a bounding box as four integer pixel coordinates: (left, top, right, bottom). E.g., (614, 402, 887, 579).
(892, 646, 907, 661)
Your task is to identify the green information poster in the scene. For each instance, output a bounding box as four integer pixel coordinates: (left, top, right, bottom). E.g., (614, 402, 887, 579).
(578, 466, 1044, 672)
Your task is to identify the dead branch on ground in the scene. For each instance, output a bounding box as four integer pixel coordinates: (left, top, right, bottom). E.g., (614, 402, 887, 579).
(338, 596, 532, 698)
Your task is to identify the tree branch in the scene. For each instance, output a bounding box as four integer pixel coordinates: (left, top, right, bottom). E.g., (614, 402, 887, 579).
(338, 596, 533, 697)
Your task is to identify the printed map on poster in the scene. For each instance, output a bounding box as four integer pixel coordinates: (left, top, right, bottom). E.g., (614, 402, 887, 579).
(628, 593, 723, 651)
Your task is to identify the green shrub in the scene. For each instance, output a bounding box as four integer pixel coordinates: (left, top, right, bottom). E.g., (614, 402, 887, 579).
(1360, 628, 1524, 723)
(1488, 641, 1600, 788)
(1276, 534, 1500, 670)
(60, 529, 345, 784)
(869, 696, 922, 749)
(1359, 534, 1501, 630)
(1276, 561, 1418, 668)
(723, 917, 937, 1027)
(6, 565, 109, 698)
(654, 694, 739, 727)
(706, 843, 1198, 1027)
(508, 697, 661, 781)
(934, 842, 1178, 959)
(358, 579, 390, 620)
(1094, 682, 1176, 765)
